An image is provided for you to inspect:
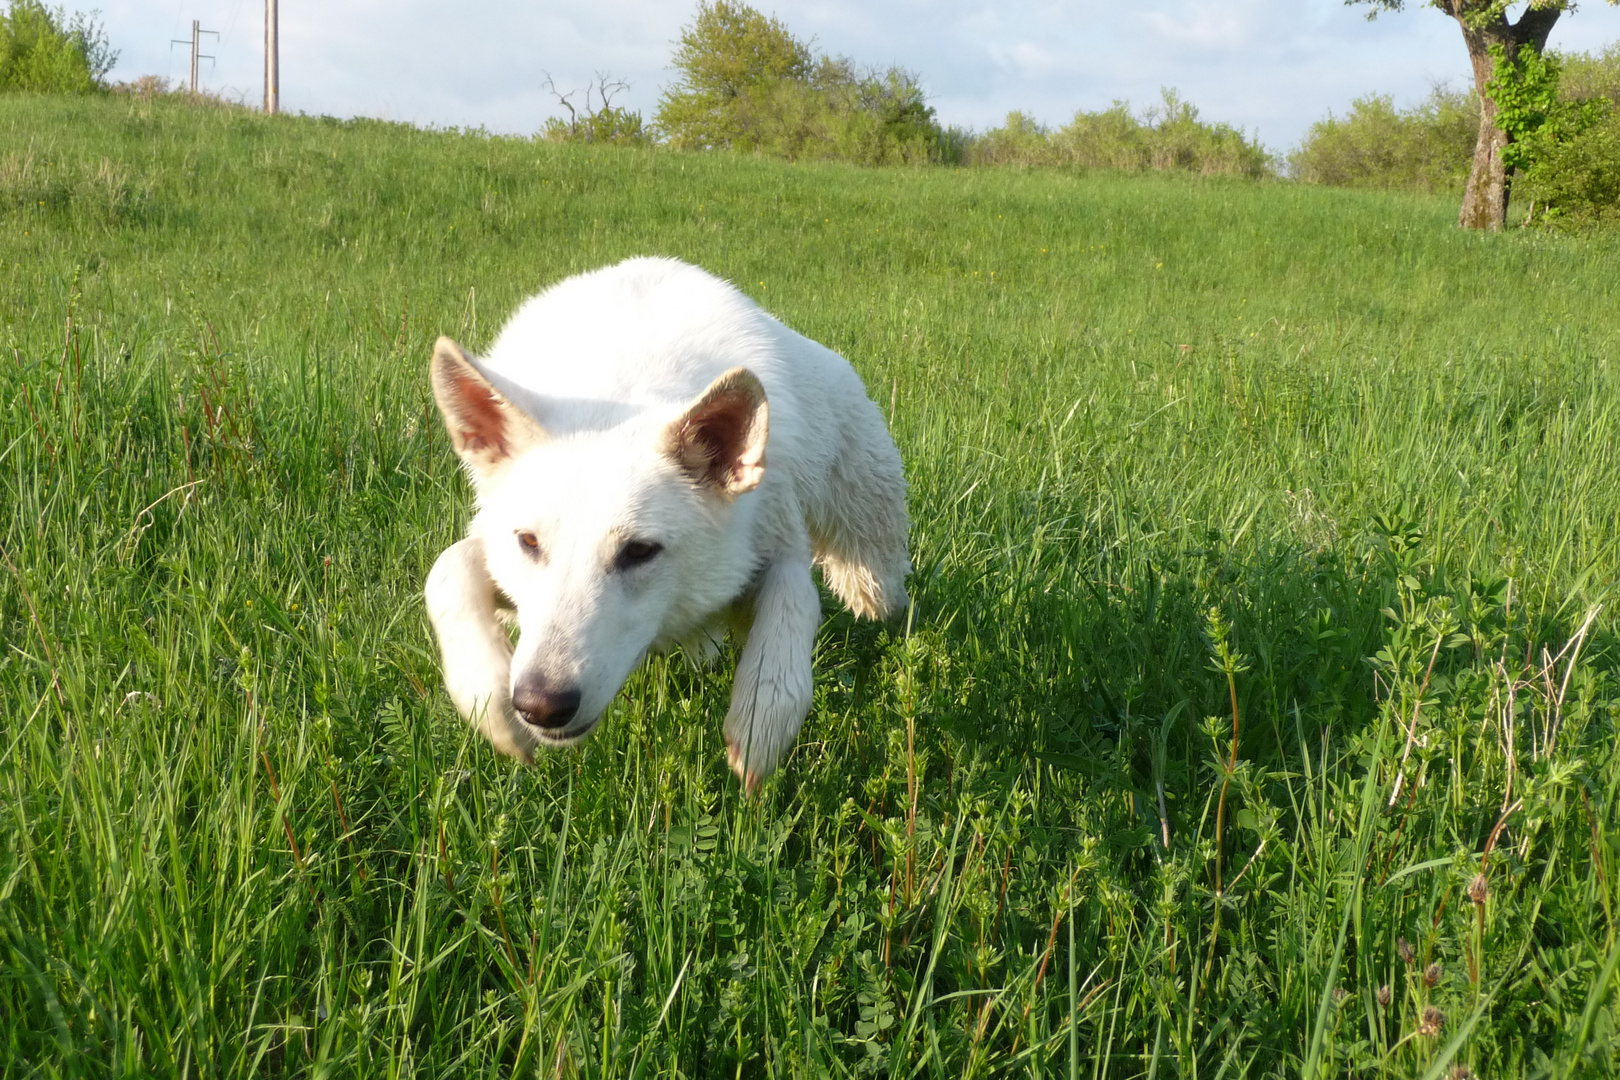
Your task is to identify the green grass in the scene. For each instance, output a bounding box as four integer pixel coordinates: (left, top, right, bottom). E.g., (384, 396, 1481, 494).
(3, 91, 1620, 1077)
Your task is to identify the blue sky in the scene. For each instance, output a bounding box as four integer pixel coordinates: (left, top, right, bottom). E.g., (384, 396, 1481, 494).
(91, 1, 1620, 151)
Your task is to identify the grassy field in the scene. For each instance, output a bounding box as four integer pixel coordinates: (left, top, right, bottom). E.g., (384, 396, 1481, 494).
(3, 91, 1620, 1078)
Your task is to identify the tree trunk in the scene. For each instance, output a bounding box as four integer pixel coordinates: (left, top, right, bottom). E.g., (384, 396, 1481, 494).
(1447, 1, 1561, 230)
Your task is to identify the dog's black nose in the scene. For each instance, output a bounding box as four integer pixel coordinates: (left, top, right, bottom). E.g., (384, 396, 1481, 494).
(512, 679, 581, 730)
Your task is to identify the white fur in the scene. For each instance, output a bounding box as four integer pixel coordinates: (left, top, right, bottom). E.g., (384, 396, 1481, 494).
(424, 257, 909, 787)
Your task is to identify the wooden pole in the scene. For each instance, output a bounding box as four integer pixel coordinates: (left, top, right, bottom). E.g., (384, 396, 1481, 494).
(264, 0, 279, 115)
(190, 20, 200, 93)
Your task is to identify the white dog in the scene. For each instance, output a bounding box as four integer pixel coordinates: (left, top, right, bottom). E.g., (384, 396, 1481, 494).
(424, 257, 909, 788)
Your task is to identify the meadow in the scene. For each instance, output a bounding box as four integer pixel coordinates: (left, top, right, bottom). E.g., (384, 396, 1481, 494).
(3, 92, 1620, 1077)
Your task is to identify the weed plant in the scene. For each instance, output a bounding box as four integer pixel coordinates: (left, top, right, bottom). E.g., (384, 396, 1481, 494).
(3, 93, 1620, 1077)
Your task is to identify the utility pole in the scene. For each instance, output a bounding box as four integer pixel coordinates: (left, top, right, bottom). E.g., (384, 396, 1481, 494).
(170, 20, 217, 94)
(264, 0, 279, 115)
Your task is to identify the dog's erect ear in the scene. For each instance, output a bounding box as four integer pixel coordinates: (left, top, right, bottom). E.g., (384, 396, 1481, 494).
(431, 336, 546, 481)
(661, 367, 769, 498)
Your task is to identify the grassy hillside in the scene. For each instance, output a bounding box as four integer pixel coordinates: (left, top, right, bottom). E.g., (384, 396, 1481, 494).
(3, 92, 1620, 1077)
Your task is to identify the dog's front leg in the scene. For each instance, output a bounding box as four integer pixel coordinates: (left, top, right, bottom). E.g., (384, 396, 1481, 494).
(725, 557, 821, 791)
(424, 536, 535, 761)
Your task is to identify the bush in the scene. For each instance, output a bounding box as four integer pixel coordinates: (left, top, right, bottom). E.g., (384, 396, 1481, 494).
(107, 74, 229, 109)
(1517, 109, 1620, 226)
(1288, 88, 1478, 193)
(541, 105, 649, 147)
(967, 90, 1274, 179)
(111, 73, 171, 99)
(1502, 45, 1620, 228)
(655, 1, 947, 165)
(965, 111, 1058, 166)
(0, 1, 116, 94)
(1558, 42, 1620, 107)
(540, 74, 651, 147)
(728, 59, 941, 165)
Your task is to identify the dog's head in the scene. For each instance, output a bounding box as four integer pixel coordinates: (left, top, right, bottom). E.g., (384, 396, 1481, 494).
(430, 336, 768, 750)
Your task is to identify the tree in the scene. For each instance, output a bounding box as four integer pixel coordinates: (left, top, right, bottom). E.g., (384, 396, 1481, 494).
(0, 1, 117, 94)
(1350, 0, 1616, 229)
(655, 1, 944, 164)
(657, 1, 812, 150)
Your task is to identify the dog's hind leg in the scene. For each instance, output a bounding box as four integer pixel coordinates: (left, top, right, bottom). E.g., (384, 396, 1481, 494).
(816, 538, 909, 621)
(725, 555, 821, 792)
(425, 537, 536, 761)
(812, 422, 911, 621)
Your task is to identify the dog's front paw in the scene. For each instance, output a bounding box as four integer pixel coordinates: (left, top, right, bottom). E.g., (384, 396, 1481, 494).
(725, 737, 766, 795)
(426, 537, 536, 762)
(723, 558, 819, 792)
(723, 690, 810, 794)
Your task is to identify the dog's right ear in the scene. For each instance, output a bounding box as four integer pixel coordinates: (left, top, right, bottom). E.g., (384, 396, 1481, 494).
(431, 337, 546, 482)
(661, 367, 768, 499)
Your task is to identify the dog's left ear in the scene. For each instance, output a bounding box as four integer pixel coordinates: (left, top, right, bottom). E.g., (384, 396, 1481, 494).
(431, 336, 547, 483)
(662, 367, 769, 498)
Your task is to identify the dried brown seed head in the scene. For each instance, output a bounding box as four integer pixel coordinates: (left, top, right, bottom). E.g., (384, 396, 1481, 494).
(1468, 873, 1489, 906)
(1420, 1005, 1445, 1037)
(1448, 1066, 1475, 1080)
(1424, 961, 1444, 988)
(1376, 983, 1393, 1008)
(1397, 937, 1416, 965)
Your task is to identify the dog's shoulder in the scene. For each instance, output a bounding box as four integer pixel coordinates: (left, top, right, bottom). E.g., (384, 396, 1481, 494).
(480, 259, 772, 412)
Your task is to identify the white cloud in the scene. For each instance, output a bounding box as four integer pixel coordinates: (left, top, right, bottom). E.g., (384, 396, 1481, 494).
(78, 0, 1620, 150)
(989, 41, 1069, 79)
(1141, 3, 1269, 50)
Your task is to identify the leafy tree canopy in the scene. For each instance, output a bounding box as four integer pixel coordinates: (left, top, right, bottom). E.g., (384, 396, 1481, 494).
(0, 1, 117, 94)
(1354, 0, 1566, 23)
(666, 1, 810, 108)
(656, 1, 944, 164)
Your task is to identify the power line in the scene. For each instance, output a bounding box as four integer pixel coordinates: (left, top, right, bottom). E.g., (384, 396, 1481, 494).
(222, 0, 249, 43)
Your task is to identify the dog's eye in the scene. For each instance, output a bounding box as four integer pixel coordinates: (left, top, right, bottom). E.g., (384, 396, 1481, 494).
(614, 539, 664, 571)
(516, 531, 542, 557)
